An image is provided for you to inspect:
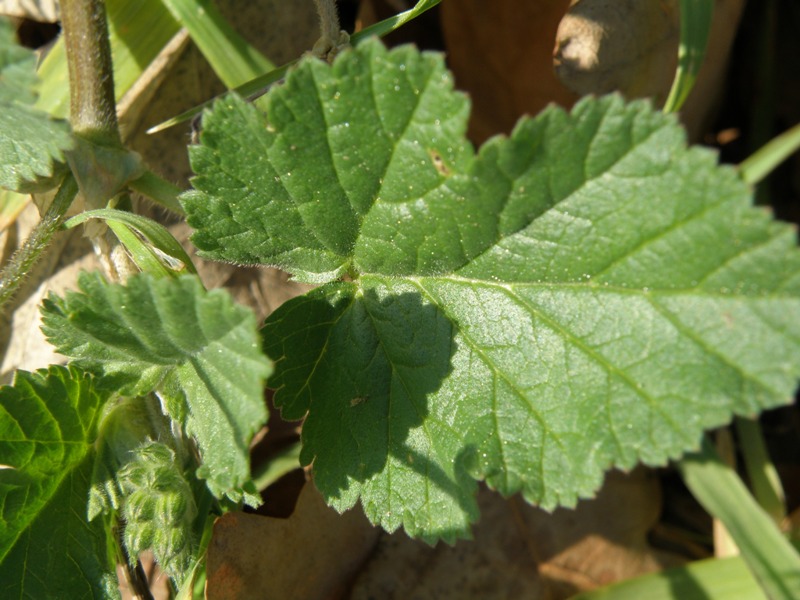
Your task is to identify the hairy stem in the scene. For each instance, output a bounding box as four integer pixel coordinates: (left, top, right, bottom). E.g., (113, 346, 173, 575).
(61, 0, 121, 146)
(0, 175, 79, 312)
(61, 0, 138, 282)
(314, 0, 341, 45)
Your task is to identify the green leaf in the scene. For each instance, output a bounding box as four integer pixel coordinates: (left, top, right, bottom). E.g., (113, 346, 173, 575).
(0, 18, 72, 193)
(0, 366, 117, 598)
(65, 208, 198, 276)
(0, 18, 37, 106)
(186, 39, 800, 541)
(182, 41, 471, 283)
(41, 273, 272, 503)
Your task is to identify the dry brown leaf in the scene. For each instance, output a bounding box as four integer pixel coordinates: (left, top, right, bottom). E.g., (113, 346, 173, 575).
(0, 201, 95, 379)
(206, 483, 380, 600)
(348, 469, 683, 600)
(554, 0, 746, 140)
(0, 0, 59, 22)
(555, 0, 680, 105)
(440, 0, 578, 144)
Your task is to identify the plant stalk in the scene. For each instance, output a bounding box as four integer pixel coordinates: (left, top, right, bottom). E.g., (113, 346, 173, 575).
(314, 0, 341, 47)
(0, 175, 79, 312)
(61, 0, 121, 146)
(61, 0, 139, 282)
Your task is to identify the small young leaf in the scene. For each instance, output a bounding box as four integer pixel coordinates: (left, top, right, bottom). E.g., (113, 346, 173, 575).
(88, 394, 178, 521)
(187, 39, 800, 541)
(0, 18, 72, 193)
(41, 273, 272, 503)
(118, 441, 197, 580)
(65, 208, 191, 278)
(0, 366, 117, 597)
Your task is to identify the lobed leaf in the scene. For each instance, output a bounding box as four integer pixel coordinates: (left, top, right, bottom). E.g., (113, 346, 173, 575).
(41, 273, 272, 503)
(182, 41, 471, 283)
(0, 18, 72, 193)
(0, 366, 116, 597)
(187, 39, 800, 541)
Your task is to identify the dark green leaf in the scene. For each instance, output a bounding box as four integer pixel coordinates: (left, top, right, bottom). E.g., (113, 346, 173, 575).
(182, 41, 470, 283)
(0, 366, 117, 598)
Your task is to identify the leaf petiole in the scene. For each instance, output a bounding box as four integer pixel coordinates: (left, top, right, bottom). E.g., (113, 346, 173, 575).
(0, 173, 78, 313)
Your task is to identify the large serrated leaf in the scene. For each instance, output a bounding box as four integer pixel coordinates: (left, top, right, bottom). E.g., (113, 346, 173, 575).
(183, 40, 471, 283)
(0, 18, 72, 193)
(41, 273, 272, 503)
(185, 39, 800, 541)
(0, 366, 117, 598)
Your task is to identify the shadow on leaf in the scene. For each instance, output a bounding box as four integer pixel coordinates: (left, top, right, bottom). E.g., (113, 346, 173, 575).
(263, 282, 474, 536)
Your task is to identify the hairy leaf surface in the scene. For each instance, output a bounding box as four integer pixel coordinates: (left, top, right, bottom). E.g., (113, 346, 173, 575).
(117, 441, 197, 580)
(0, 18, 72, 192)
(186, 39, 800, 541)
(0, 366, 116, 597)
(41, 273, 272, 503)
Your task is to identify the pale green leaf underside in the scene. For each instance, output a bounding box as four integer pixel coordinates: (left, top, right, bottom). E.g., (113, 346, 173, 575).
(0, 366, 115, 597)
(41, 273, 272, 502)
(188, 39, 800, 541)
(0, 18, 72, 192)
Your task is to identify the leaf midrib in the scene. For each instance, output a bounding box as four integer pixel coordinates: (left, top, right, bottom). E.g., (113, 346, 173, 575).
(357, 273, 792, 468)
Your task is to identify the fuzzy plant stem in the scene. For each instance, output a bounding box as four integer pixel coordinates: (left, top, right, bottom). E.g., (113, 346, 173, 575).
(61, 0, 121, 146)
(0, 175, 78, 311)
(314, 0, 341, 45)
(61, 0, 137, 282)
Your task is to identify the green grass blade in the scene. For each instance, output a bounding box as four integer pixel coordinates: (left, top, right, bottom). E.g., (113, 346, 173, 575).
(147, 0, 443, 134)
(663, 0, 714, 113)
(159, 0, 274, 89)
(350, 0, 442, 40)
(570, 556, 766, 600)
(107, 218, 175, 278)
(678, 437, 800, 600)
(739, 121, 800, 185)
(736, 417, 786, 523)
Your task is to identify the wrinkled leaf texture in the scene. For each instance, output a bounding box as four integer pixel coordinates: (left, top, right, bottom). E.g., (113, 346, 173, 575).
(0, 366, 117, 598)
(41, 273, 271, 505)
(0, 17, 72, 193)
(184, 38, 800, 542)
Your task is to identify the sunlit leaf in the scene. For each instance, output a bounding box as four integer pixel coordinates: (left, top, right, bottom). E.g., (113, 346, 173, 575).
(185, 39, 800, 541)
